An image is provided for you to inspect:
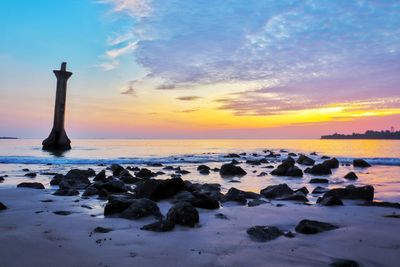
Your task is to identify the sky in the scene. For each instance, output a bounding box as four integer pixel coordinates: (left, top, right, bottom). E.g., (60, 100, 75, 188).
(0, 0, 399, 139)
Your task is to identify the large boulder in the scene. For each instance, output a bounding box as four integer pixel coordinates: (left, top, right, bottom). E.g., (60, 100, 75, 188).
(104, 197, 136, 215)
(247, 226, 284, 242)
(260, 184, 293, 199)
(323, 185, 374, 201)
(304, 164, 332, 175)
(56, 169, 94, 189)
(353, 159, 371, 167)
(219, 163, 247, 176)
(221, 187, 260, 205)
(191, 192, 220, 209)
(297, 154, 315, 165)
(17, 182, 45, 189)
(120, 198, 162, 220)
(322, 158, 339, 169)
(166, 202, 199, 227)
(295, 219, 338, 234)
(134, 178, 185, 201)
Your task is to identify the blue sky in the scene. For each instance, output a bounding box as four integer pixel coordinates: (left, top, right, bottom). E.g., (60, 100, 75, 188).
(1, 0, 400, 138)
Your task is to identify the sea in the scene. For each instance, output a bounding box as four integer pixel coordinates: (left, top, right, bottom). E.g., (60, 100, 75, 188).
(1, 139, 399, 202)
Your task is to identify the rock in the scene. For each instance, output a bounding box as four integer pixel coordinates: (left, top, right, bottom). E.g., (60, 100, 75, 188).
(247, 226, 284, 242)
(166, 202, 199, 227)
(110, 164, 124, 176)
(17, 182, 45, 189)
(127, 166, 140, 171)
(288, 152, 297, 157)
(353, 159, 371, 167)
(309, 178, 329, 184)
(296, 154, 315, 165)
(295, 219, 338, 234)
(118, 170, 140, 184)
(120, 198, 162, 220)
(53, 211, 72, 216)
(24, 172, 37, 178)
(321, 155, 330, 159)
(94, 227, 113, 233)
(278, 192, 308, 202)
(219, 163, 247, 176)
(0, 176, 4, 182)
(322, 158, 339, 169)
(312, 186, 328, 194)
(260, 184, 293, 199)
(199, 169, 210, 175)
(172, 191, 196, 204)
(197, 165, 211, 171)
(56, 169, 94, 189)
(135, 168, 155, 178)
(257, 172, 268, 177)
(191, 192, 220, 209)
(53, 189, 79, 196)
(330, 259, 360, 267)
(323, 185, 374, 201)
(215, 213, 229, 220)
(22, 168, 30, 172)
(304, 164, 332, 175)
(271, 165, 303, 177)
(50, 174, 64, 185)
(82, 186, 99, 197)
(0, 202, 7, 210)
(134, 178, 185, 201)
(248, 199, 268, 207)
(295, 187, 309, 195)
(147, 162, 163, 167)
(104, 197, 136, 215)
(344, 172, 358, 180)
(221, 187, 260, 205)
(224, 153, 241, 158)
(317, 195, 343, 206)
(361, 201, 400, 209)
(176, 169, 190, 175)
(141, 220, 174, 232)
(101, 179, 128, 193)
(93, 170, 107, 182)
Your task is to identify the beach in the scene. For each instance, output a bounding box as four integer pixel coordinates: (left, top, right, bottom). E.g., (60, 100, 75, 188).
(1, 139, 400, 267)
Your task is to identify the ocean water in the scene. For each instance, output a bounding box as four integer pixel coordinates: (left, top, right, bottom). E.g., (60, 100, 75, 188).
(1, 139, 399, 202)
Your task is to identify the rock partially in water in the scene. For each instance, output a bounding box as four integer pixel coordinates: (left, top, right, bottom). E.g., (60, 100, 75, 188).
(134, 178, 185, 201)
(330, 259, 360, 267)
(353, 159, 371, 168)
(166, 202, 199, 227)
(93, 170, 107, 182)
(323, 185, 374, 201)
(248, 199, 268, 207)
(312, 186, 328, 195)
(141, 220, 175, 232)
(295, 219, 338, 234)
(24, 172, 37, 178)
(110, 164, 124, 176)
(317, 195, 343, 206)
(304, 164, 332, 175)
(221, 187, 260, 205)
(53, 210, 72, 216)
(17, 182, 45, 189)
(296, 154, 315, 165)
(53, 188, 79, 196)
(322, 158, 339, 169)
(120, 198, 162, 220)
(260, 184, 293, 199)
(94, 227, 113, 233)
(0, 202, 7, 210)
(215, 213, 229, 220)
(135, 168, 156, 178)
(309, 178, 329, 184)
(219, 163, 247, 177)
(247, 225, 284, 242)
(344, 172, 358, 180)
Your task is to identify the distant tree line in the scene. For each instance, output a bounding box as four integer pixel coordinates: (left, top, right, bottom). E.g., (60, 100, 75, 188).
(321, 130, 400, 139)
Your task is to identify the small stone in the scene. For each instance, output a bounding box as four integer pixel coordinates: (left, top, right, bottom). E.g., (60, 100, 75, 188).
(53, 211, 72, 216)
(295, 219, 338, 234)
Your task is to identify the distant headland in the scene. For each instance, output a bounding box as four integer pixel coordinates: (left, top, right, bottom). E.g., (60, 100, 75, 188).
(0, 137, 18, 139)
(321, 129, 400, 139)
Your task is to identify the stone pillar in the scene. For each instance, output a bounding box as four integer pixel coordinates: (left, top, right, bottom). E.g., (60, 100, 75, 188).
(42, 62, 73, 151)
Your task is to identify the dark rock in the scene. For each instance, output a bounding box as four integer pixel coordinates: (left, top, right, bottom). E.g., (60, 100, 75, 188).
(0, 176, 4, 182)
(197, 165, 211, 171)
(147, 162, 163, 167)
(57, 169, 94, 189)
(191, 192, 220, 209)
(17, 182, 45, 189)
(53, 211, 72, 216)
(330, 259, 360, 267)
(323, 185, 374, 201)
(22, 168, 30, 172)
(361, 201, 400, 209)
(127, 166, 140, 171)
(214, 213, 229, 220)
(270, 160, 303, 177)
(104, 197, 136, 215)
(222, 187, 260, 205)
(24, 172, 37, 178)
(0, 202, 7, 210)
(295, 187, 309, 195)
(110, 164, 124, 176)
(135, 168, 155, 178)
(312, 186, 328, 194)
(172, 191, 196, 204)
(295, 219, 338, 234)
(277, 192, 308, 202)
(134, 178, 185, 201)
(321, 155, 330, 159)
(140, 220, 174, 232)
(219, 163, 247, 176)
(248, 199, 268, 207)
(317, 195, 343, 206)
(231, 159, 240, 165)
(53, 189, 79, 196)
(93, 170, 107, 182)
(344, 172, 358, 180)
(353, 159, 371, 167)
(310, 152, 318, 156)
(50, 174, 64, 185)
(247, 226, 284, 242)
(288, 152, 297, 157)
(257, 172, 268, 177)
(199, 169, 210, 175)
(322, 158, 339, 169)
(101, 179, 127, 193)
(309, 178, 329, 184)
(260, 184, 293, 199)
(224, 153, 241, 158)
(297, 154, 315, 165)
(167, 202, 199, 227)
(304, 164, 332, 175)
(118, 170, 140, 184)
(82, 186, 99, 197)
(94, 227, 113, 233)
(176, 169, 190, 175)
(120, 198, 162, 220)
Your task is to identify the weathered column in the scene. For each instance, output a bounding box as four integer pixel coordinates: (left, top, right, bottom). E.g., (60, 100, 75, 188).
(42, 62, 72, 151)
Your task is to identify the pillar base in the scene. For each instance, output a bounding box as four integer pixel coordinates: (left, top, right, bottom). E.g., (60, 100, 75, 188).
(42, 128, 71, 151)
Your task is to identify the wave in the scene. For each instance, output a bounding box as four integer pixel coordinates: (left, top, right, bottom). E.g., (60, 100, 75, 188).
(0, 154, 399, 166)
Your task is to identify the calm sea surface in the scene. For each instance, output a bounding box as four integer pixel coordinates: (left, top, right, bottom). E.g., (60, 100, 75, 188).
(1, 139, 399, 202)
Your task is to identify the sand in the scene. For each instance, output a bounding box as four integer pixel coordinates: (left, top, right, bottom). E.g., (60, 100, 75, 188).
(1, 187, 400, 267)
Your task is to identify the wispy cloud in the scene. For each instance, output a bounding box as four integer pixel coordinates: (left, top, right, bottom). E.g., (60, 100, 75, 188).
(176, 96, 201, 101)
(120, 86, 136, 95)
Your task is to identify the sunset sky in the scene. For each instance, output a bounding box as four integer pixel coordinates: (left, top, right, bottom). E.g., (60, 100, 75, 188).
(1, 0, 399, 139)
